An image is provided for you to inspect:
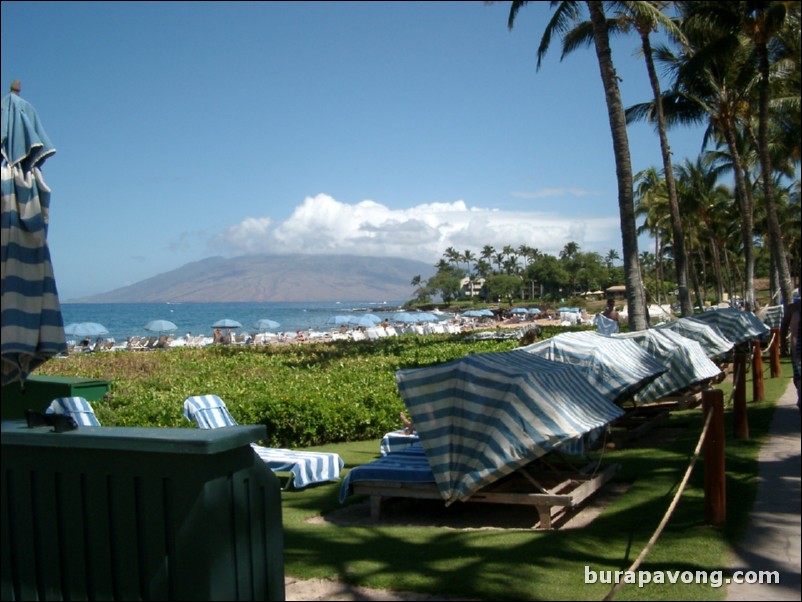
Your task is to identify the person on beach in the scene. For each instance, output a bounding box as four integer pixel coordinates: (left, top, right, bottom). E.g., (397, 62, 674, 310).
(602, 298, 620, 323)
(212, 327, 223, 344)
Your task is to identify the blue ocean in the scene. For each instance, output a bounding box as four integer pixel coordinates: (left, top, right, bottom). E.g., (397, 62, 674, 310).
(60, 301, 406, 343)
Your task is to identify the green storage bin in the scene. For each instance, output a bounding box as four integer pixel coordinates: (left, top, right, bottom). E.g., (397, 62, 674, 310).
(1, 421, 285, 601)
(1, 376, 110, 420)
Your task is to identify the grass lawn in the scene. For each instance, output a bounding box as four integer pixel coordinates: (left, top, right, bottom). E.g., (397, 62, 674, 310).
(278, 360, 793, 601)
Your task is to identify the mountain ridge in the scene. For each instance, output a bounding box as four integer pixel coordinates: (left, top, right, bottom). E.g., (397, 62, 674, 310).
(72, 254, 435, 303)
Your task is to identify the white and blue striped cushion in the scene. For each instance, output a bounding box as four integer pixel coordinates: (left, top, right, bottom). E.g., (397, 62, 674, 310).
(183, 395, 343, 489)
(46, 396, 101, 426)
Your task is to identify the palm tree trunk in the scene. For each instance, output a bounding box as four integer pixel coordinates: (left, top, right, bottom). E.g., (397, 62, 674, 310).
(722, 123, 756, 311)
(587, 0, 647, 330)
(640, 31, 692, 317)
(757, 43, 794, 306)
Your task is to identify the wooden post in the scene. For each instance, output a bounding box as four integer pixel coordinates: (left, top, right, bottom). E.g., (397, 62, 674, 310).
(733, 351, 749, 440)
(703, 389, 726, 526)
(770, 328, 782, 378)
(752, 340, 765, 402)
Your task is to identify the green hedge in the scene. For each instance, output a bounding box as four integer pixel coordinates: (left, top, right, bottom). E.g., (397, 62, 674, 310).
(35, 334, 520, 447)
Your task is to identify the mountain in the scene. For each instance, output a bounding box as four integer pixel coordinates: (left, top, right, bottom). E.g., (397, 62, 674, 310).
(72, 254, 436, 303)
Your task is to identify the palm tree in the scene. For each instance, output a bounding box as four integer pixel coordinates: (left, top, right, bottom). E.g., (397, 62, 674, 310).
(645, 4, 760, 310)
(508, 1, 648, 329)
(602, 1, 694, 316)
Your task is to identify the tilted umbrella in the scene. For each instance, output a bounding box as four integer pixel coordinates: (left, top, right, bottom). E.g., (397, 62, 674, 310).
(1, 83, 67, 386)
(396, 350, 624, 505)
(521, 331, 666, 405)
(144, 319, 178, 335)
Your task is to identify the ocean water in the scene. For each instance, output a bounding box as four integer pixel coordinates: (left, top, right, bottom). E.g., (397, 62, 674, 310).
(60, 301, 406, 343)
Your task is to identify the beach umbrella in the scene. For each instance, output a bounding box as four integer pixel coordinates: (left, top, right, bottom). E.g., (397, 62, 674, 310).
(212, 318, 242, 329)
(510, 308, 529, 315)
(690, 308, 770, 345)
(253, 318, 280, 331)
(655, 317, 734, 361)
(347, 315, 379, 328)
(395, 350, 624, 505)
(326, 315, 353, 326)
(1, 83, 67, 386)
(64, 322, 109, 338)
(521, 331, 667, 405)
(463, 309, 494, 318)
(144, 319, 178, 334)
(391, 312, 418, 323)
(613, 329, 723, 402)
(527, 308, 541, 315)
(414, 312, 440, 323)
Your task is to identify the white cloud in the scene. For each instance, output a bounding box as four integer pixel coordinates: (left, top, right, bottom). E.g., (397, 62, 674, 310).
(209, 193, 622, 262)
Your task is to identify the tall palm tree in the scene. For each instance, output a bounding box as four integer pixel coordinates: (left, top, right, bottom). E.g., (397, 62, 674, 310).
(509, 1, 648, 329)
(604, 1, 694, 316)
(645, 3, 760, 310)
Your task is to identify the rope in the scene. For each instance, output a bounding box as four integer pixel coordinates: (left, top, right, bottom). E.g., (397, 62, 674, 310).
(601, 407, 715, 601)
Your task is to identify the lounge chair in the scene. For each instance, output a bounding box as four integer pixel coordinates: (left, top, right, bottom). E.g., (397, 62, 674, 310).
(183, 394, 344, 490)
(46, 396, 102, 426)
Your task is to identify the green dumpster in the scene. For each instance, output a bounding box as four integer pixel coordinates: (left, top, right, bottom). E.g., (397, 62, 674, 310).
(1, 375, 111, 420)
(1, 421, 285, 601)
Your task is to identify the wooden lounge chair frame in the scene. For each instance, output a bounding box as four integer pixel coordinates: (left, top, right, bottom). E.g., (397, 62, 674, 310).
(350, 454, 619, 529)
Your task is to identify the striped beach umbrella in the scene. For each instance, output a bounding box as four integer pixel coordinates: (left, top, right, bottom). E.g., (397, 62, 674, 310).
(395, 350, 624, 505)
(655, 317, 734, 360)
(520, 331, 666, 405)
(613, 329, 723, 403)
(691, 308, 770, 345)
(1, 85, 67, 386)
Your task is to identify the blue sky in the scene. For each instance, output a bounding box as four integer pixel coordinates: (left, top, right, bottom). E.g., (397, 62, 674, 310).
(2, 1, 709, 301)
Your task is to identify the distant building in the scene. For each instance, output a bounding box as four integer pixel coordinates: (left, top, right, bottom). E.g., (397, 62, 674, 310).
(460, 277, 485, 298)
(605, 285, 626, 300)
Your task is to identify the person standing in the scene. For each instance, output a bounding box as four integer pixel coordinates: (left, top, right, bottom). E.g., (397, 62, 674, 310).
(780, 299, 800, 409)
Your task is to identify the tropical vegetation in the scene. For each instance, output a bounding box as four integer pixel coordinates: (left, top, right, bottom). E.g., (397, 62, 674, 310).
(467, 1, 802, 326)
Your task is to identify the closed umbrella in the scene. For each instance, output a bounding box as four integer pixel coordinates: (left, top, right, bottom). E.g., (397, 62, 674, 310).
(1, 83, 67, 386)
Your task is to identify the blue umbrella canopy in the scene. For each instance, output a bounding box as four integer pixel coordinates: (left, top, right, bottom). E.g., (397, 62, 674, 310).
(64, 322, 109, 338)
(253, 318, 280, 331)
(212, 318, 242, 329)
(347, 315, 379, 328)
(396, 350, 625, 505)
(144, 319, 178, 334)
(1, 86, 67, 385)
(326, 315, 353, 326)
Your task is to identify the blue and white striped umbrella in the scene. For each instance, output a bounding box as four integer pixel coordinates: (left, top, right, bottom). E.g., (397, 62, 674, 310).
(690, 308, 770, 345)
(520, 331, 666, 404)
(395, 350, 624, 505)
(613, 329, 723, 403)
(655, 317, 734, 360)
(1, 89, 66, 386)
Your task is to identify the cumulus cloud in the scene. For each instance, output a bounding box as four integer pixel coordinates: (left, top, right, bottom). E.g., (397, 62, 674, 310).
(209, 193, 622, 262)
